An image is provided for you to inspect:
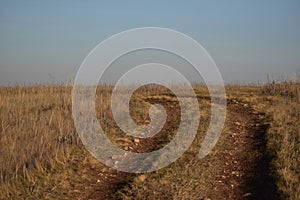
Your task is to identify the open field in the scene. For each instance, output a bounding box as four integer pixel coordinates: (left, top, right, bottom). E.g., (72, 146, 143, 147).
(0, 83, 299, 199)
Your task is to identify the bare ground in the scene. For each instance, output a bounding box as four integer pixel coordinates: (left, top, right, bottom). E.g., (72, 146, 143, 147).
(71, 97, 278, 200)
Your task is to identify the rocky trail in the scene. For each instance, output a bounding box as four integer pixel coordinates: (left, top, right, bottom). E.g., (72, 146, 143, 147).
(75, 97, 278, 200)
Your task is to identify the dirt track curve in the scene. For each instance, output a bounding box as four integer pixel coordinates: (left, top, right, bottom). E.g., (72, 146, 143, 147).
(76, 98, 278, 200)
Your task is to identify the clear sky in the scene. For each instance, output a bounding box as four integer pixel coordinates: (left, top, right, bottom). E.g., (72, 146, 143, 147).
(0, 0, 299, 85)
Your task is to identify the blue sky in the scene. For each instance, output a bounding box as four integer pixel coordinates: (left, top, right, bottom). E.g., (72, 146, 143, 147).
(0, 0, 299, 85)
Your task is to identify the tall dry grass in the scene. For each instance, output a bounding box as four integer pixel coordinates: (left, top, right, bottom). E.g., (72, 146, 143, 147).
(0, 86, 78, 198)
(261, 82, 300, 199)
(262, 80, 300, 103)
(0, 84, 192, 199)
(0, 85, 127, 198)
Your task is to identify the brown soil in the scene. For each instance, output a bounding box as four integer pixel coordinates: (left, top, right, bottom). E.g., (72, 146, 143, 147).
(76, 97, 181, 199)
(213, 99, 279, 199)
(75, 98, 278, 200)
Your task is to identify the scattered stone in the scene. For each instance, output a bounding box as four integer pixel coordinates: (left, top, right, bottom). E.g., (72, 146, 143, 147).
(259, 115, 265, 119)
(134, 138, 140, 143)
(243, 192, 252, 197)
(234, 122, 241, 126)
(231, 171, 238, 176)
(138, 175, 147, 182)
(230, 133, 237, 137)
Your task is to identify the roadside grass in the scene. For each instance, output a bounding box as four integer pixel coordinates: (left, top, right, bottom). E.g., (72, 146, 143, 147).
(260, 82, 300, 200)
(0, 86, 104, 199)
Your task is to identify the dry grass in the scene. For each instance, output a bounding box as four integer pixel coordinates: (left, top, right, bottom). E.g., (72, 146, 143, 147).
(0, 84, 212, 199)
(0, 84, 208, 199)
(0, 85, 119, 199)
(0, 83, 299, 199)
(234, 82, 300, 199)
(260, 82, 300, 200)
(0, 86, 80, 198)
(262, 81, 300, 103)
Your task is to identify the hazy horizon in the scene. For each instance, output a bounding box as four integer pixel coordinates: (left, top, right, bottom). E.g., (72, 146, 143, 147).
(1, 0, 300, 85)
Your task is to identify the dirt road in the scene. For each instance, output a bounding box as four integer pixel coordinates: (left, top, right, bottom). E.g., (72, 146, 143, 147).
(76, 97, 278, 200)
